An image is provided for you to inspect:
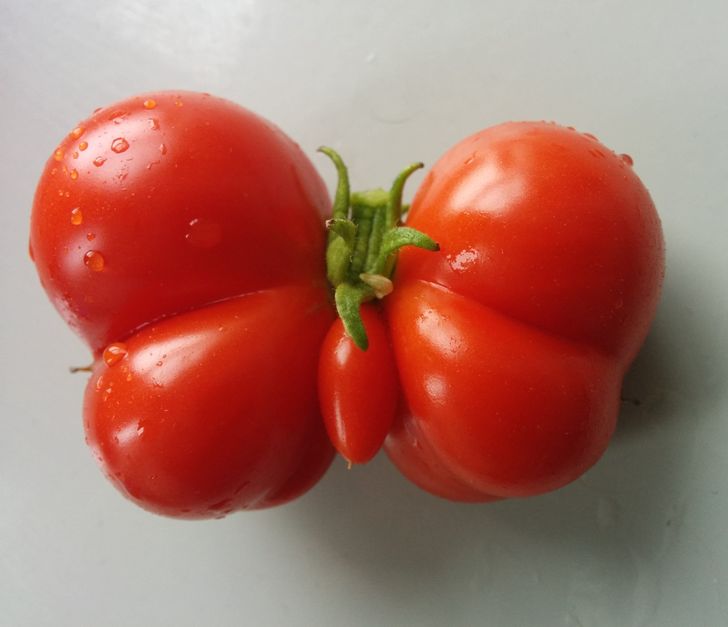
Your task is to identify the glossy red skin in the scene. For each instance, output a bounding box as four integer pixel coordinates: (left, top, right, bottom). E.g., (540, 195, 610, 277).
(318, 304, 399, 463)
(85, 286, 333, 517)
(30, 92, 336, 517)
(31, 91, 329, 354)
(383, 122, 664, 500)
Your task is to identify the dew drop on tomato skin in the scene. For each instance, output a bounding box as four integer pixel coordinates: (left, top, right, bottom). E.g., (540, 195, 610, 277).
(70, 126, 85, 140)
(78, 141, 88, 151)
(70, 207, 83, 225)
(86, 232, 96, 241)
(93, 156, 106, 167)
(148, 118, 160, 130)
(84, 250, 105, 272)
(109, 109, 127, 123)
(53, 148, 64, 162)
(143, 98, 157, 110)
(111, 137, 129, 153)
(620, 153, 634, 166)
(70, 168, 79, 180)
(103, 342, 128, 366)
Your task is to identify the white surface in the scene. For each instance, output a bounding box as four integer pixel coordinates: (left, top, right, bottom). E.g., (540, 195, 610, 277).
(2, 1, 727, 626)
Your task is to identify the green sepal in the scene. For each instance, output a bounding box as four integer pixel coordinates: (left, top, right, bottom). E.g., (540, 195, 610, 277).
(374, 226, 439, 274)
(319, 148, 439, 351)
(334, 282, 373, 350)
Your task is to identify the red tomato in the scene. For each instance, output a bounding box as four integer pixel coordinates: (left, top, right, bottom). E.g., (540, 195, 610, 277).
(30, 92, 335, 517)
(382, 122, 664, 500)
(318, 303, 399, 464)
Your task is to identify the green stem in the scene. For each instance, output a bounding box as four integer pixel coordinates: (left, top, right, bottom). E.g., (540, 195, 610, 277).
(320, 148, 438, 350)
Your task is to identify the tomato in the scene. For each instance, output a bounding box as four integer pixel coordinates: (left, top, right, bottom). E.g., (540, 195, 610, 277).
(32, 95, 664, 513)
(318, 304, 398, 464)
(381, 122, 665, 500)
(30, 92, 335, 517)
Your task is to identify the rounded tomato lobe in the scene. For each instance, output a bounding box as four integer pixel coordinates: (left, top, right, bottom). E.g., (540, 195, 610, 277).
(384, 122, 664, 500)
(31, 91, 330, 354)
(397, 122, 664, 364)
(85, 286, 335, 518)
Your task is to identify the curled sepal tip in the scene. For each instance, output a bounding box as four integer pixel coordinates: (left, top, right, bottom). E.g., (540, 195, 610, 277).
(318, 147, 350, 222)
(387, 162, 424, 228)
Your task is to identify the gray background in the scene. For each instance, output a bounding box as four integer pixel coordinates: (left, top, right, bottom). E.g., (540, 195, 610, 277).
(1, 1, 727, 626)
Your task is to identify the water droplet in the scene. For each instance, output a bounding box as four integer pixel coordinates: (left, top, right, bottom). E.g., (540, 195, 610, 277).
(148, 118, 160, 130)
(137, 425, 145, 436)
(78, 141, 88, 151)
(464, 153, 476, 166)
(53, 149, 64, 162)
(72, 151, 79, 159)
(143, 98, 157, 110)
(28, 241, 35, 261)
(583, 132, 598, 141)
(93, 107, 102, 114)
(93, 156, 106, 167)
(71, 126, 85, 140)
(103, 342, 128, 366)
(111, 138, 129, 153)
(84, 250, 105, 272)
(588, 148, 605, 159)
(70, 168, 79, 180)
(185, 218, 222, 248)
(174, 97, 183, 107)
(86, 232, 96, 241)
(70, 207, 83, 225)
(109, 109, 126, 123)
(159, 143, 167, 155)
(620, 153, 634, 166)
(156, 360, 163, 367)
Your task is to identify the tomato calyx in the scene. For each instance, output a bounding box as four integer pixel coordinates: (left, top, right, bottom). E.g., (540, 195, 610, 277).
(319, 147, 439, 350)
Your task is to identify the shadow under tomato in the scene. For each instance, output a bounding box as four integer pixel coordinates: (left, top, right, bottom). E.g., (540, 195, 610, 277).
(617, 267, 724, 442)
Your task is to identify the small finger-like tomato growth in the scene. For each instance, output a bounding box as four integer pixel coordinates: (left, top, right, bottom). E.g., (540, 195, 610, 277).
(315, 150, 438, 464)
(30, 92, 336, 518)
(318, 304, 399, 464)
